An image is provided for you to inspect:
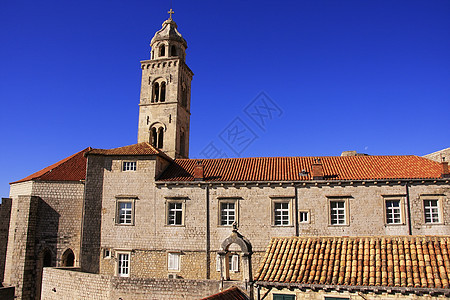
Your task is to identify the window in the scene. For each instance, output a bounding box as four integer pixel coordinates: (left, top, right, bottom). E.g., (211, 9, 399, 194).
(273, 294, 295, 300)
(157, 127, 164, 148)
(116, 201, 134, 225)
(220, 202, 236, 226)
(152, 82, 159, 102)
(150, 126, 164, 149)
(274, 201, 290, 226)
(160, 82, 166, 102)
(159, 45, 165, 56)
(229, 254, 239, 272)
(117, 252, 130, 277)
(122, 161, 136, 171)
(385, 199, 401, 224)
(167, 202, 183, 225)
(330, 201, 346, 225)
(424, 199, 440, 223)
(171, 45, 177, 56)
(103, 249, 111, 259)
(299, 211, 309, 223)
(168, 252, 180, 271)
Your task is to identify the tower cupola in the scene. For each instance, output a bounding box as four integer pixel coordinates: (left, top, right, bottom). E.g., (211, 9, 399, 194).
(150, 11, 187, 61)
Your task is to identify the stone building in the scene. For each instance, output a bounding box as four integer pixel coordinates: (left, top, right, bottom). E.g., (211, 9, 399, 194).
(1, 12, 450, 300)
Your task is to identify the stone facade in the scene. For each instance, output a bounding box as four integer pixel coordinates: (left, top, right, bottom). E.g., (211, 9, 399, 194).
(424, 148, 450, 163)
(3, 181, 84, 300)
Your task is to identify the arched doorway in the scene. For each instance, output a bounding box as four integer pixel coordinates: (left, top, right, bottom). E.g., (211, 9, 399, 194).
(61, 248, 75, 267)
(36, 248, 53, 300)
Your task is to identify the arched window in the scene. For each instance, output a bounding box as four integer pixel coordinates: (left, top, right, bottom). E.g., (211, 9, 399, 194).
(171, 45, 177, 56)
(153, 82, 159, 103)
(160, 45, 165, 57)
(157, 127, 164, 149)
(160, 82, 166, 102)
(180, 131, 186, 157)
(62, 249, 75, 267)
(151, 127, 157, 147)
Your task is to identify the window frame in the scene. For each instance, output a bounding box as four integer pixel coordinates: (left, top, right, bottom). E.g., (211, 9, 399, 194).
(383, 196, 405, 225)
(218, 199, 239, 227)
(328, 198, 349, 226)
(422, 196, 443, 224)
(167, 252, 181, 271)
(271, 198, 293, 227)
(115, 198, 136, 226)
(273, 294, 296, 300)
(116, 251, 131, 277)
(122, 161, 137, 172)
(299, 210, 310, 224)
(165, 198, 186, 227)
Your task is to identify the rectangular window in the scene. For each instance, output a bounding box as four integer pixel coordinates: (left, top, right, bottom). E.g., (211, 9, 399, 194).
(229, 254, 239, 272)
(386, 199, 401, 224)
(168, 202, 183, 225)
(103, 249, 111, 259)
(299, 211, 309, 223)
(122, 161, 136, 171)
(220, 202, 236, 226)
(330, 201, 346, 225)
(273, 294, 295, 300)
(168, 252, 180, 271)
(274, 202, 290, 226)
(118, 201, 133, 224)
(117, 253, 130, 277)
(424, 199, 440, 223)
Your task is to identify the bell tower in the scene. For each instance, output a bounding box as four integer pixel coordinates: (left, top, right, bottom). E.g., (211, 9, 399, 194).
(138, 10, 193, 159)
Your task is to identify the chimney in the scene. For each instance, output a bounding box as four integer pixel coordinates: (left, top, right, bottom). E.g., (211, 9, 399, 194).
(193, 160, 204, 181)
(311, 158, 324, 180)
(441, 157, 450, 178)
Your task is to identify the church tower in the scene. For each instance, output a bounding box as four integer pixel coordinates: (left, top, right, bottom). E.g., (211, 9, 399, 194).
(138, 10, 193, 159)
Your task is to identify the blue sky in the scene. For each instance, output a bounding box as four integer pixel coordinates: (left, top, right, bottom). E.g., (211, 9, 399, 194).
(1, 0, 449, 198)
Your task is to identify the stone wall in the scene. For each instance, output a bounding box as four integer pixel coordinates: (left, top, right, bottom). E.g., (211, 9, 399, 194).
(424, 148, 450, 163)
(41, 267, 242, 300)
(0, 198, 12, 285)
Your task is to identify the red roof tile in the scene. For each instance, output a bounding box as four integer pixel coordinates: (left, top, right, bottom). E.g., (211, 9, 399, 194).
(11, 147, 91, 184)
(255, 236, 450, 290)
(158, 156, 442, 182)
(87, 142, 167, 157)
(201, 286, 249, 300)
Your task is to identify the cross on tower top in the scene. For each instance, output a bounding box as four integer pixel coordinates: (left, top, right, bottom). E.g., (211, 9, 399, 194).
(168, 9, 175, 19)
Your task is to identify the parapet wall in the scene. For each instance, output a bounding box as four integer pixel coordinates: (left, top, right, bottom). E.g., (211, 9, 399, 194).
(41, 268, 244, 300)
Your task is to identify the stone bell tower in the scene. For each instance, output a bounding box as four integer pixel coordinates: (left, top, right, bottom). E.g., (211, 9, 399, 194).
(138, 10, 193, 159)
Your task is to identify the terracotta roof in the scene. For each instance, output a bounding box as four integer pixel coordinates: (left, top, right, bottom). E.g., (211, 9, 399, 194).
(87, 142, 166, 157)
(255, 236, 450, 290)
(200, 286, 249, 300)
(11, 147, 91, 184)
(158, 156, 442, 182)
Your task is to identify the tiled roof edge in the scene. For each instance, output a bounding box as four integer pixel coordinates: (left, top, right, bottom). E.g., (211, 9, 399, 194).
(254, 281, 450, 296)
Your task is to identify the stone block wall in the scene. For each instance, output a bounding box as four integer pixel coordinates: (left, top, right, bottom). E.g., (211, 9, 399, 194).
(0, 198, 12, 285)
(41, 267, 244, 300)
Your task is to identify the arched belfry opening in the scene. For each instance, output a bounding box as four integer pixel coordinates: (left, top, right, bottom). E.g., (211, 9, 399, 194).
(61, 248, 75, 267)
(218, 224, 252, 285)
(150, 124, 165, 149)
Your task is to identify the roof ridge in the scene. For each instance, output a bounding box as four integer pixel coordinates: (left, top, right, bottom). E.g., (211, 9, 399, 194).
(175, 155, 425, 161)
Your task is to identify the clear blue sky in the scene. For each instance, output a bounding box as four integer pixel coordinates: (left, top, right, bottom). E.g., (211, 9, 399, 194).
(1, 0, 449, 198)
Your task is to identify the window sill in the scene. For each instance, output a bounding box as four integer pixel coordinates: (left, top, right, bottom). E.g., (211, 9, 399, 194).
(328, 224, 350, 227)
(165, 224, 185, 227)
(115, 223, 135, 226)
(271, 224, 294, 228)
(385, 223, 406, 226)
